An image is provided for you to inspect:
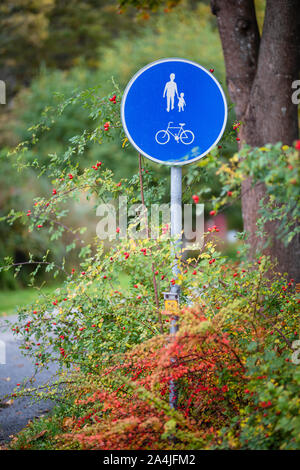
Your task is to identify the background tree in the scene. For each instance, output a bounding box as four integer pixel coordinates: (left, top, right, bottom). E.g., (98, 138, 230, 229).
(0, 0, 137, 99)
(210, 0, 299, 280)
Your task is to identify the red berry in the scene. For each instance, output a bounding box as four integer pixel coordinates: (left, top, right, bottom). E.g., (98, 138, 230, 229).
(295, 140, 300, 150)
(192, 195, 199, 204)
(209, 210, 216, 216)
(209, 68, 214, 73)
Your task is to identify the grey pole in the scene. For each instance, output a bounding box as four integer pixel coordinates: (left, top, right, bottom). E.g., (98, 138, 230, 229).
(169, 165, 182, 409)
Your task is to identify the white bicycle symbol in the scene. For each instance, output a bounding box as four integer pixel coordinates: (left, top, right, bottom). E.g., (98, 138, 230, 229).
(155, 122, 195, 145)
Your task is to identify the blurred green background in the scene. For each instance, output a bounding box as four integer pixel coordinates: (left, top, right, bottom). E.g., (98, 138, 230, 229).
(0, 0, 248, 314)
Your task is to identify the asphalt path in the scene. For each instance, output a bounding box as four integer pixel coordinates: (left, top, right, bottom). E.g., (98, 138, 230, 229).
(0, 315, 58, 444)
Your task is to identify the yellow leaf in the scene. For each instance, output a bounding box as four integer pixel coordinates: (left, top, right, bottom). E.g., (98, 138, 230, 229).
(62, 418, 74, 430)
(230, 153, 239, 162)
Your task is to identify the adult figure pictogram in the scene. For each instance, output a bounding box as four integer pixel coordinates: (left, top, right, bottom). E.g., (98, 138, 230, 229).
(163, 73, 179, 112)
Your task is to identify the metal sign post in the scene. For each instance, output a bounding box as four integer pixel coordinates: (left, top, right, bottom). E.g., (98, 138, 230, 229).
(170, 166, 182, 292)
(121, 57, 228, 412)
(169, 165, 182, 409)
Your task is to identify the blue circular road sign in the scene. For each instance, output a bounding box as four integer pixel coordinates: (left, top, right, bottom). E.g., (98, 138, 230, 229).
(121, 58, 227, 166)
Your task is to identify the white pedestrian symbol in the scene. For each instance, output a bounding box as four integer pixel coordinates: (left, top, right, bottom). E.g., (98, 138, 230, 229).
(155, 122, 194, 145)
(163, 73, 186, 112)
(163, 73, 179, 112)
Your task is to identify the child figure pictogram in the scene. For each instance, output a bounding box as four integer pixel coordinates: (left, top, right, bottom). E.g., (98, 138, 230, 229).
(178, 92, 186, 112)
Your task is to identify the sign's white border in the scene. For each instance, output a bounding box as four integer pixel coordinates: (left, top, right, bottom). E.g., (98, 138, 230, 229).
(121, 58, 228, 166)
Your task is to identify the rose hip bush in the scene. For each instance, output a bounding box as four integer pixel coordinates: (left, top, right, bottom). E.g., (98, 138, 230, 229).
(1, 85, 299, 450)
(9, 262, 300, 450)
(55, 305, 246, 450)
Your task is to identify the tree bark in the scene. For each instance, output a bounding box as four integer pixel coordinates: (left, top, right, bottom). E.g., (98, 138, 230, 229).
(211, 0, 300, 280)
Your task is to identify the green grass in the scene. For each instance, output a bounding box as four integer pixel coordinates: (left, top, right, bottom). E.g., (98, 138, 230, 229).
(0, 285, 58, 317)
(8, 402, 76, 450)
(0, 272, 130, 317)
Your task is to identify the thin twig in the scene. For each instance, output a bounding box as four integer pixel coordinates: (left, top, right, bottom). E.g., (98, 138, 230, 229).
(138, 153, 164, 333)
(257, 308, 292, 348)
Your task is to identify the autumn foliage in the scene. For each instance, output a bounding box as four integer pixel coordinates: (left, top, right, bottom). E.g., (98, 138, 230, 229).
(40, 275, 298, 451)
(57, 306, 245, 449)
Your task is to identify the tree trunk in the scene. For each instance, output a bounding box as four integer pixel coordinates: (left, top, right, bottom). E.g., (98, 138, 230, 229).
(211, 0, 300, 280)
